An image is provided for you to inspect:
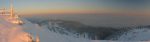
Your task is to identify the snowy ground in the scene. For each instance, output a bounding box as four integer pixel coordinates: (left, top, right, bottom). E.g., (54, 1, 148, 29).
(0, 16, 32, 42)
(1, 15, 150, 42)
(22, 18, 90, 42)
(22, 18, 150, 42)
(117, 28, 150, 41)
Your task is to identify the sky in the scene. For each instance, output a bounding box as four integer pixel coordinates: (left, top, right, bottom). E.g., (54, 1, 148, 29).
(0, 0, 150, 15)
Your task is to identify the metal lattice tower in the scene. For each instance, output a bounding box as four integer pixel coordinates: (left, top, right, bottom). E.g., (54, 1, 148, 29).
(10, 0, 14, 17)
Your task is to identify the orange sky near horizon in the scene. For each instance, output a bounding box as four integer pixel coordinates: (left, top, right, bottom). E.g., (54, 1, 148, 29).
(16, 7, 150, 15)
(1, 0, 150, 15)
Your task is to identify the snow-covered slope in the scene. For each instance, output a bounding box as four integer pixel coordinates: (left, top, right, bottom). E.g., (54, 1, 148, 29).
(24, 18, 150, 42)
(22, 18, 90, 42)
(22, 17, 123, 42)
(2, 15, 150, 42)
(0, 16, 32, 42)
(116, 28, 150, 41)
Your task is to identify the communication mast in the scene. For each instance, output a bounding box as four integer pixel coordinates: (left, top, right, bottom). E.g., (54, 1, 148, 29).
(10, 0, 14, 17)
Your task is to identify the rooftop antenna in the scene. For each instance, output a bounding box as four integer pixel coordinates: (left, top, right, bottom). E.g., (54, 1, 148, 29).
(10, 0, 14, 17)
